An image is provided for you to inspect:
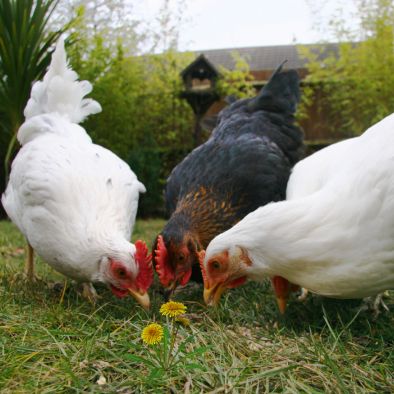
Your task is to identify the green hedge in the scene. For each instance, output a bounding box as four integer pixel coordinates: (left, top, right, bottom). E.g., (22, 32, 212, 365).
(127, 147, 192, 218)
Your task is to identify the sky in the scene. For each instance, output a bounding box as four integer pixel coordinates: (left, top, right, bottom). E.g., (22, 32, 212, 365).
(133, 0, 357, 51)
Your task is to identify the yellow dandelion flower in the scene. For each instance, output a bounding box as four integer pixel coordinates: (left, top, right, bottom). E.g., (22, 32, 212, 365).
(175, 316, 191, 327)
(160, 301, 187, 317)
(141, 323, 163, 345)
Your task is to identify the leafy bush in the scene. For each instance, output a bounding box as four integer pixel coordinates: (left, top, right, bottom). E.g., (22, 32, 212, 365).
(299, 0, 394, 136)
(128, 146, 164, 218)
(127, 146, 192, 218)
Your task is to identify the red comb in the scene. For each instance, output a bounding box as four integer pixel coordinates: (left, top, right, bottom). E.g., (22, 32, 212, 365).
(198, 250, 208, 286)
(135, 240, 153, 291)
(154, 235, 175, 286)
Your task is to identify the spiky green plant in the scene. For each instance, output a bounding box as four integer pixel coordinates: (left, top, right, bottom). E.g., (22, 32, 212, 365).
(0, 0, 66, 183)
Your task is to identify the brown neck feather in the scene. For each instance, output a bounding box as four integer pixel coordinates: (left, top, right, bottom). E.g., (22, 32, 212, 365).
(172, 187, 243, 248)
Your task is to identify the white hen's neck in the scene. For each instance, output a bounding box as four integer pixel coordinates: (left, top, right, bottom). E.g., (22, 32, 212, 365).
(241, 198, 321, 270)
(228, 195, 350, 288)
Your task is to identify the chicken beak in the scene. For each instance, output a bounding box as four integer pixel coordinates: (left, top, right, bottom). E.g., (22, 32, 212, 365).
(276, 296, 288, 314)
(128, 289, 150, 310)
(203, 283, 227, 306)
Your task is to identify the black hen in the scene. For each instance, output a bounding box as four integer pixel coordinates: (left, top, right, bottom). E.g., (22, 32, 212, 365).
(154, 62, 304, 291)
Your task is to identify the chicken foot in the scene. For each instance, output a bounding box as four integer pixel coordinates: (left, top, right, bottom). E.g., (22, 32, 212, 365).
(81, 282, 100, 304)
(297, 288, 309, 302)
(361, 292, 390, 319)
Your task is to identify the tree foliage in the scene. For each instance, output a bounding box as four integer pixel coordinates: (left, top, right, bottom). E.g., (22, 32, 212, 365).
(217, 52, 256, 99)
(146, 0, 189, 54)
(300, 0, 394, 136)
(73, 44, 195, 155)
(0, 0, 66, 201)
(52, 0, 143, 56)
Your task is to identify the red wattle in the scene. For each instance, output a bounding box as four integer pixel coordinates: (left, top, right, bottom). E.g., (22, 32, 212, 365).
(135, 240, 153, 292)
(178, 267, 193, 286)
(227, 276, 247, 288)
(154, 235, 175, 286)
(110, 285, 128, 298)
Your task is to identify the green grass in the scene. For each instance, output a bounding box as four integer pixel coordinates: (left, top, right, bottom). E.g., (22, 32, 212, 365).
(0, 220, 393, 393)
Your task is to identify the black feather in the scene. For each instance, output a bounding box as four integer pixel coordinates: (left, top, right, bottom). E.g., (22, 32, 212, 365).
(156, 64, 304, 285)
(247, 61, 300, 114)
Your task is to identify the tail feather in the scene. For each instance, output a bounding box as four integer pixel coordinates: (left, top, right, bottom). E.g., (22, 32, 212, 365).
(137, 181, 146, 194)
(248, 60, 300, 114)
(24, 38, 101, 123)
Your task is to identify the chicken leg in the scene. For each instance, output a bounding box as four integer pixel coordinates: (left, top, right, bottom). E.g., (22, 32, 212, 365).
(24, 242, 36, 282)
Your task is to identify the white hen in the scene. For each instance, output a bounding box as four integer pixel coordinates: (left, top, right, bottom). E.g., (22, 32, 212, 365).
(202, 113, 394, 311)
(1, 39, 152, 308)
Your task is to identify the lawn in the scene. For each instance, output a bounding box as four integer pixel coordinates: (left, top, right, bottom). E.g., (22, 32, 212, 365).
(0, 219, 393, 393)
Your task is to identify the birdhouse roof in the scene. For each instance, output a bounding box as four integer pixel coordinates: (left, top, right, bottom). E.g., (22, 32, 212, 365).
(180, 54, 220, 80)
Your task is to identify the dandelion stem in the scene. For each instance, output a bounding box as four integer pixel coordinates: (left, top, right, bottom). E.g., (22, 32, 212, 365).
(167, 319, 180, 369)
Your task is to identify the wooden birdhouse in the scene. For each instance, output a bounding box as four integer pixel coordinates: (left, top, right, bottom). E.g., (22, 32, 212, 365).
(180, 54, 221, 145)
(181, 54, 219, 91)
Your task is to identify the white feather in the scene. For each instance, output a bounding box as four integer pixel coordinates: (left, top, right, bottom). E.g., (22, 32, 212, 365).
(23, 38, 101, 127)
(286, 137, 356, 200)
(206, 113, 394, 298)
(2, 39, 145, 283)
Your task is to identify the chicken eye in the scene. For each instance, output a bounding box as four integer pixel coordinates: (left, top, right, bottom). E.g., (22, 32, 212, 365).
(211, 260, 221, 270)
(178, 253, 185, 262)
(117, 268, 126, 278)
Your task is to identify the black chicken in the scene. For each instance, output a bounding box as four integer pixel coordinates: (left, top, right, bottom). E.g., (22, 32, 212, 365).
(154, 62, 304, 292)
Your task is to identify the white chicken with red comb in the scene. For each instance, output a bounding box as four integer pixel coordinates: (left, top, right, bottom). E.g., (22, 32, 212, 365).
(1, 39, 152, 308)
